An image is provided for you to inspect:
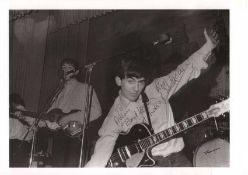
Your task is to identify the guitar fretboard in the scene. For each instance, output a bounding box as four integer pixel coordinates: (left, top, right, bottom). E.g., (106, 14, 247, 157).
(10, 110, 38, 118)
(138, 111, 209, 150)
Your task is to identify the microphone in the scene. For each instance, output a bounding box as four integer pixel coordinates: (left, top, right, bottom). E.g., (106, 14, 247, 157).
(153, 33, 172, 46)
(84, 62, 97, 70)
(59, 70, 76, 82)
(65, 70, 75, 76)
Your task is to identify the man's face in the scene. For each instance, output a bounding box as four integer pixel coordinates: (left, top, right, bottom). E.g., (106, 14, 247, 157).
(61, 63, 76, 81)
(117, 76, 146, 102)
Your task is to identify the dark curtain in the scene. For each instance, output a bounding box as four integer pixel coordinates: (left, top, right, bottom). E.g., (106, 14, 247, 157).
(38, 18, 91, 112)
(9, 11, 49, 112)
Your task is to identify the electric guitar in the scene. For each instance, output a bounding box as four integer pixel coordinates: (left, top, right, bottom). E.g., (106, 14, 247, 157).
(10, 108, 84, 137)
(106, 98, 229, 167)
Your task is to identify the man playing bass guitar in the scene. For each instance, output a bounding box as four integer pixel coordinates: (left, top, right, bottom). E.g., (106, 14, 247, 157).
(45, 58, 102, 167)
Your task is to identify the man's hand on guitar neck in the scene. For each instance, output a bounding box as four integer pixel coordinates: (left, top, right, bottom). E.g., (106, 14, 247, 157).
(11, 108, 36, 126)
(45, 120, 60, 130)
(13, 111, 25, 120)
(207, 104, 221, 118)
(11, 104, 27, 120)
(207, 98, 229, 118)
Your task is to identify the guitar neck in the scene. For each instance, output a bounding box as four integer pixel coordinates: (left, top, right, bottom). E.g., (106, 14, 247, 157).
(10, 108, 81, 122)
(138, 111, 210, 150)
(10, 110, 38, 119)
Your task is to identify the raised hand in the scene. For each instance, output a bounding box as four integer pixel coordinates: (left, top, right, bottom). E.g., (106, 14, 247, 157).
(204, 27, 220, 49)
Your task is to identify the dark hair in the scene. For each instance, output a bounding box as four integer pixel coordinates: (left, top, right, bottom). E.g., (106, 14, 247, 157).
(60, 58, 80, 71)
(60, 58, 81, 80)
(116, 57, 151, 82)
(9, 93, 25, 107)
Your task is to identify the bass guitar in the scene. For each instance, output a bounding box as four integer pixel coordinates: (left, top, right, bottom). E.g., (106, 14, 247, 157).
(10, 108, 84, 137)
(106, 98, 229, 167)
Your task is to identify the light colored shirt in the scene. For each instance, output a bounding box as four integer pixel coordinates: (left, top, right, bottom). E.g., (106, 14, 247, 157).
(9, 118, 34, 141)
(49, 79, 102, 124)
(9, 104, 36, 141)
(86, 40, 214, 167)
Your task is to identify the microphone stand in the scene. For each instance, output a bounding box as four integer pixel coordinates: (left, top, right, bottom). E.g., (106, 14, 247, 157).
(28, 81, 64, 167)
(28, 113, 44, 167)
(78, 62, 96, 167)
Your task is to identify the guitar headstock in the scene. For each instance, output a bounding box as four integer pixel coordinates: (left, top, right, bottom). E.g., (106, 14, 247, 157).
(207, 98, 229, 118)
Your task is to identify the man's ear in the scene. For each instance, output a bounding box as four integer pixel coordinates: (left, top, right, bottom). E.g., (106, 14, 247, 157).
(115, 76, 122, 86)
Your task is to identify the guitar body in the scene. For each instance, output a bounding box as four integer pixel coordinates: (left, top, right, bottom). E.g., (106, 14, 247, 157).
(108, 124, 156, 167)
(45, 108, 83, 137)
(10, 108, 84, 137)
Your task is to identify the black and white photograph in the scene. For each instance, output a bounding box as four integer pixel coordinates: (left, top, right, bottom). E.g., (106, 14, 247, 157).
(8, 9, 230, 168)
(1, 0, 248, 175)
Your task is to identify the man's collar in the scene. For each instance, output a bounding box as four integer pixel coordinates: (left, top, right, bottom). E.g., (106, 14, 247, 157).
(64, 78, 77, 85)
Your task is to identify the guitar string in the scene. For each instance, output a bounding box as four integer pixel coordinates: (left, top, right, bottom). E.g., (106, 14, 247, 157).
(138, 112, 209, 149)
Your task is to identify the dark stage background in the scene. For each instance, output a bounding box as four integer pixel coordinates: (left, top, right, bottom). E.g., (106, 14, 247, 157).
(9, 10, 229, 165)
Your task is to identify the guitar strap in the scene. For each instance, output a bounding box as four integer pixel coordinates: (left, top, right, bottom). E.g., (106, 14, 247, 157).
(141, 91, 154, 134)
